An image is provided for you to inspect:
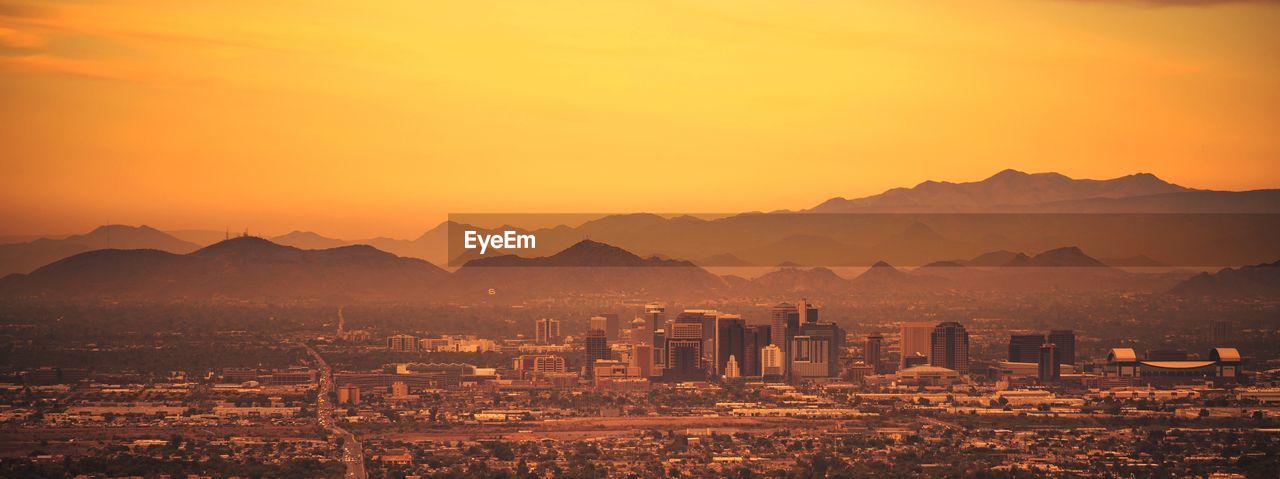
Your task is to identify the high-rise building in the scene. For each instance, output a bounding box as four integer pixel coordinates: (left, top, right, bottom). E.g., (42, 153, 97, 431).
(652, 329, 667, 371)
(770, 302, 800, 353)
(792, 321, 844, 378)
(1008, 334, 1045, 363)
(900, 322, 934, 368)
(630, 317, 650, 346)
(865, 333, 884, 374)
(584, 329, 610, 378)
(714, 314, 745, 376)
(724, 355, 741, 379)
(388, 334, 418, 352)
(761, 344, 784, 378)
(1038, 343, 1060, 383)
(929, 322, 970, 375)
(798, 298, 819, 324)
(742, 324, 772, 377)
(665, 313, 706, 381)
(1210, 320, 1231, 343)
(631, 343, 655, 378)
(589, 313, 619, 340)
(1047, 330, 1075, 366)
(644, 303, 666, 333)
(535, 318, 560, 345)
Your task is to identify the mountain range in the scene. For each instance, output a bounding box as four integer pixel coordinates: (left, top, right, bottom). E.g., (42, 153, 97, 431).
(0, 225, 200, 277)
(0, 237, 449, 301)
(1171, 260, 1280, 299)
(4, 235, 1264, 301)
(3, 169, 1278, 275)
(807, 169, 1280, 213)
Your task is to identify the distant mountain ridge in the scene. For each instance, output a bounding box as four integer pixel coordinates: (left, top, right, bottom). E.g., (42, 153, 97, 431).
(809, 169, 1195, 213)
(0, 236, 449, 301)
(0, 237, 1234, 301)
(1171, 260, 1280, 298)
(5, 169, 1276, 273)
(0, 225, 200, 276)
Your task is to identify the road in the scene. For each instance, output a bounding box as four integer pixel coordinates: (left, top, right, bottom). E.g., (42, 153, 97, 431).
(305, 343, 366, 479)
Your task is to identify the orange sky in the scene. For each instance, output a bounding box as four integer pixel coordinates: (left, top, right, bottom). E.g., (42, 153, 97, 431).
(2, 0, 1278, 239)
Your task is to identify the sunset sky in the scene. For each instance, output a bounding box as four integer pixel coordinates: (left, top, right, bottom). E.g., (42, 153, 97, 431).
(2, 0, 1278, 239)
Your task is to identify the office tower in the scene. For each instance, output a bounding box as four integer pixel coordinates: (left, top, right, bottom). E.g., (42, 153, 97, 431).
(589, 315, 619, 340)
(724, 355, 741, 379)
(900, 322, 934, 368)
(652, 329, 667, 371)
(644, 303, 666, 333)
(388, 334, 417, 352)
(630, 317, 650, 346)
(1038, 343, 1060, 383)
(742, 324, 772, 377)
(929, 322, 970, 375)
(771, 303, 800, 374)
(1210, 320, 1231, 343)
(792, 321, 844, 378)
(714, 314, 745, 376)
(1047, 330, 1075, 366)
(761, 344, 784, 378)
(631, 343, 654, 378)
(665, 314, 705, 381)
(865, 333, 884, 374)
(675, 309, 718, 369)
(584, 329, 610, 378)
(799, 298, 819, 324)
(770, 303, 800, 348)
(535, 318, 560, 345)
(1008, 334, 1045, 363)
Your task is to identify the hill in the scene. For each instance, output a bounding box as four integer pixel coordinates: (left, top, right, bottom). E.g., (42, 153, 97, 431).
(809, 169, 1192, 213)
(0, 225, 200, 276)
(0, 236, 449, 301)
(1171, 260, 1280, 298)
(452, 240, 725, 300)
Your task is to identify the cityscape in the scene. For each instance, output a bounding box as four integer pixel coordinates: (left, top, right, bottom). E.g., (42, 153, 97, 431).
(1, 282, 1278, 478)
(4, 0, 1280, 477)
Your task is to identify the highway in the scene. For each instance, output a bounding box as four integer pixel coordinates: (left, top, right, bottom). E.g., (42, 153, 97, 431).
(305, 342, 367, 479)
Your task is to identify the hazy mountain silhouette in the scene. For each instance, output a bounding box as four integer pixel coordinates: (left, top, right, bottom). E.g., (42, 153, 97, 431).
(451, 240, 725, 300)
(809, 169, 1192, 213)
(1024, 246, 1108, 267)
(0, 225, 200, 276)
(0, 236, 448, 301)
(463, 240, 693, 268)
(12, 169, 1275, 278)
(850, 261, 947, 291)
(1024, 189, 1280, 213)
(965, 250, 1029, 267)
(749, 266, 850, 293)
(270, 231, 352, 250)
(1171, 260, 1280, 298)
